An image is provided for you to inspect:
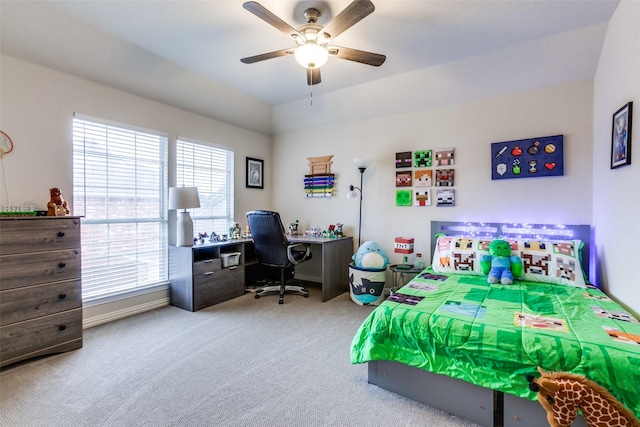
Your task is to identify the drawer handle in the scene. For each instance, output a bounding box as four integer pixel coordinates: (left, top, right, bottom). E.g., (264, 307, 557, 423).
(57, 232, 65, 237)
(203, 260, 213, 263)
(59, 325, 66, 331)
(203, 272, 214, 276)
(58, 262, 66, 268)
(58, 293, 67, 300)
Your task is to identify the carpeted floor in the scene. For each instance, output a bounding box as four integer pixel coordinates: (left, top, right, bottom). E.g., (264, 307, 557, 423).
(0, 285, 481, 427)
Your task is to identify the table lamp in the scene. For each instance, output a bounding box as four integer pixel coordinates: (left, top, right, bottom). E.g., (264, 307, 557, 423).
(169, 187, 200, 246)
(394, 237, 414, 269)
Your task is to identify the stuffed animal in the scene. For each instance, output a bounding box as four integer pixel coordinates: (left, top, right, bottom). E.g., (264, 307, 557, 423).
(526, 367, 640, 427)
(480, 239, 522, 284)
(352, 241, 391, 269)
(47, 187, 69, 216)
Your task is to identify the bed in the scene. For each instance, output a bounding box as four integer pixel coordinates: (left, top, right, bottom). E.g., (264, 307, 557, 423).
(351, 221, 640, 427)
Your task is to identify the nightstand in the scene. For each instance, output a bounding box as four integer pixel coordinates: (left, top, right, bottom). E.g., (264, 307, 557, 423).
(389, 264, 424, 293)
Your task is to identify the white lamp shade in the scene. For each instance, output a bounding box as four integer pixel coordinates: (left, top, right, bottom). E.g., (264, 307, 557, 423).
(169, 187, 200, 210)
(295, 43, 329, 69)
(347, 189, 359, 199)
(353, 158, 372, 170)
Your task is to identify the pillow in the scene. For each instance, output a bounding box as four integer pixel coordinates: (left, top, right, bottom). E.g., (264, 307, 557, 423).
(515, 238, 587, 287)
(431, 235, 588, 287)
(431, 235, 492, 274)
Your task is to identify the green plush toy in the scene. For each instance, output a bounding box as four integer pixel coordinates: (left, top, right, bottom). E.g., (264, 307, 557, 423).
(480, 239, 523, 285)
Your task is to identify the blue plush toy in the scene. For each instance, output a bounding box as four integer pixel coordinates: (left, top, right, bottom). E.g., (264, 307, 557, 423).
(352, 241, 391, 269)
(480, 239, 523, 285)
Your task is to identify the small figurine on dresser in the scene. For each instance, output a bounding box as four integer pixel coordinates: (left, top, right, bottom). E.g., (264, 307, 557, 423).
(47, 187, 69, 216)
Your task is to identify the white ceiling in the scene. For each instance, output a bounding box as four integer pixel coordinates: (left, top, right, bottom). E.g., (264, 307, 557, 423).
(0, 1, 620, 135)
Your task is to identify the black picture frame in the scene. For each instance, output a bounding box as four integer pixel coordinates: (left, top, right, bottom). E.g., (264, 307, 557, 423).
(246, 157, 264, 189)
(611, 101, 633, 169)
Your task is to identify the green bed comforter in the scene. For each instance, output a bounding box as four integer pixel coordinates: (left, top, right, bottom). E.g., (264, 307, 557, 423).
(350, 270, 640, 417)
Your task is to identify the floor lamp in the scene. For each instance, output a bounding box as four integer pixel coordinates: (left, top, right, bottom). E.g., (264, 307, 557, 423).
(347, 158, 371, 247)
(169, 187, 200, 246)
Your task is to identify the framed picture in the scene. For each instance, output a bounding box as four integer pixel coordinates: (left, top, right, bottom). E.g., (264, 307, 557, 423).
(246, 157, 264, 189)
(611, 102, 633, 169)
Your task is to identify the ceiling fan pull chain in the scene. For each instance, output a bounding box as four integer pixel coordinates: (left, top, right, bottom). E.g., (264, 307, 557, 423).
(310, 90, 313, 106)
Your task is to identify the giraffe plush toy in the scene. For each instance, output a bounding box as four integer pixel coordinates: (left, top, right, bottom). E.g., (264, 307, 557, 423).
(526, 367, 640, 427)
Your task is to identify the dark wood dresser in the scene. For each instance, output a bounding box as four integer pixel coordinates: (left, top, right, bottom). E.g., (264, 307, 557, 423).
(0, 216, 83, 367)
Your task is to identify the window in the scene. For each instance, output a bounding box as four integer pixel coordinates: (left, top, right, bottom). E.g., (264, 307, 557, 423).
(73, 115, 168, 302)
(176, 138, 234, 237)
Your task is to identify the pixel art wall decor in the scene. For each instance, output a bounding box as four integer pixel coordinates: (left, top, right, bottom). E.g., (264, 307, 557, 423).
(414, 150, 432, 167)
(435, 148, 455, 166)
(396, 171, 412, 187)
(414, 170, 432, 187)
(414, 189, 431, 206)
(396, 190, 412, 206)
(436, 189, 455, 207)
(491, 135, 564, 180)
(395, 151, 412, 168)
(435, 169, 455, 187)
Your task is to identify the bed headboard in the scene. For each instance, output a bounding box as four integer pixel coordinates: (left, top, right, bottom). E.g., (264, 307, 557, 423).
(430, 221, 594, 284)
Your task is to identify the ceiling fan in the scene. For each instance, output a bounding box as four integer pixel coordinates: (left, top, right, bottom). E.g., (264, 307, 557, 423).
(240, 0, 386, 86)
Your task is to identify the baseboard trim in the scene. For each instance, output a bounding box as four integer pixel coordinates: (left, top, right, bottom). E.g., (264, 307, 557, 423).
(83, 298, 169, 329)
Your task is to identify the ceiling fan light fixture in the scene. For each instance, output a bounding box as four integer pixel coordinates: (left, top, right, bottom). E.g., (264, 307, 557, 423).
(294, 43, 329, 69)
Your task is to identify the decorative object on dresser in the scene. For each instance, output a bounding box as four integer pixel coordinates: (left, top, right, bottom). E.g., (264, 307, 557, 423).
(47, 187, 70, 216)
(0, 217, 83, 368)
(168, 186, 200, 247)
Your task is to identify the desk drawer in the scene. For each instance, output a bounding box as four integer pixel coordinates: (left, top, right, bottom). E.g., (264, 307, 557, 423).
(193, 258, 221, 275)
(193, 267, 244, 311)
(0, 249, 81, 291)
(0, 309, 83, 363)
(0, 280, 82, 326)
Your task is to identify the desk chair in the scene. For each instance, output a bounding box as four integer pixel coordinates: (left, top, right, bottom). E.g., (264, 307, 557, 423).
(246, 210, 313, 304)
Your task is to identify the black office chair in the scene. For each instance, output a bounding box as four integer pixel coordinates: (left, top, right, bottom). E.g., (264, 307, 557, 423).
(246, 210, 313, 304)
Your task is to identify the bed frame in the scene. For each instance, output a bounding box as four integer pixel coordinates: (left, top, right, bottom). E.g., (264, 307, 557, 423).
(367, 221, 593, 427)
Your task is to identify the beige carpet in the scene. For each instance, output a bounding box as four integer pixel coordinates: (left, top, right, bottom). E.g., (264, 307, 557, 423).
(0, 285, 481, 427)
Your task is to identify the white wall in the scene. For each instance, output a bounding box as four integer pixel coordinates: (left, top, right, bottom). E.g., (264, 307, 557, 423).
(0, 54, 273, 326)
(273, 81, 594, 266)
(593, 0, 640, 317)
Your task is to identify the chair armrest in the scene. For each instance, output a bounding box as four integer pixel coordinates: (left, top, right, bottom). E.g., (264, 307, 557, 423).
(287, 243, 311, 265)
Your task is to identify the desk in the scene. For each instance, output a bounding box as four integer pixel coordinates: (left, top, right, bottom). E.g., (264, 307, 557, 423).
(287, 235, 353, 302)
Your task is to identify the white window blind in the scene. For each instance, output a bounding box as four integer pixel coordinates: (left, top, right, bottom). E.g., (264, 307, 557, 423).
(73, 115, 168, 302)
(176, 138, 234, 237)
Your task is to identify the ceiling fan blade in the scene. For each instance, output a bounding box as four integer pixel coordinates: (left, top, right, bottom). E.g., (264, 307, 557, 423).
(241, 49, 294, 64)
(243, 2, 303, 40)
(328, 46, 386, 66)
(321, 0, 375, 41)
(307, 68, 321, 86)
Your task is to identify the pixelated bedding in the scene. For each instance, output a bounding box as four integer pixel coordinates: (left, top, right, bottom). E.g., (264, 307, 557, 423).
(350, 270, 640, 417)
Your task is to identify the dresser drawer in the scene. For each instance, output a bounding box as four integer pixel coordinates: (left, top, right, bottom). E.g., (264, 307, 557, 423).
(0, 309, 83, 363)
(0, 218, 80, 256)
(0, 249, 81, 291)
(193, 258, 221, 275)
(0, 280, 82, 326)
